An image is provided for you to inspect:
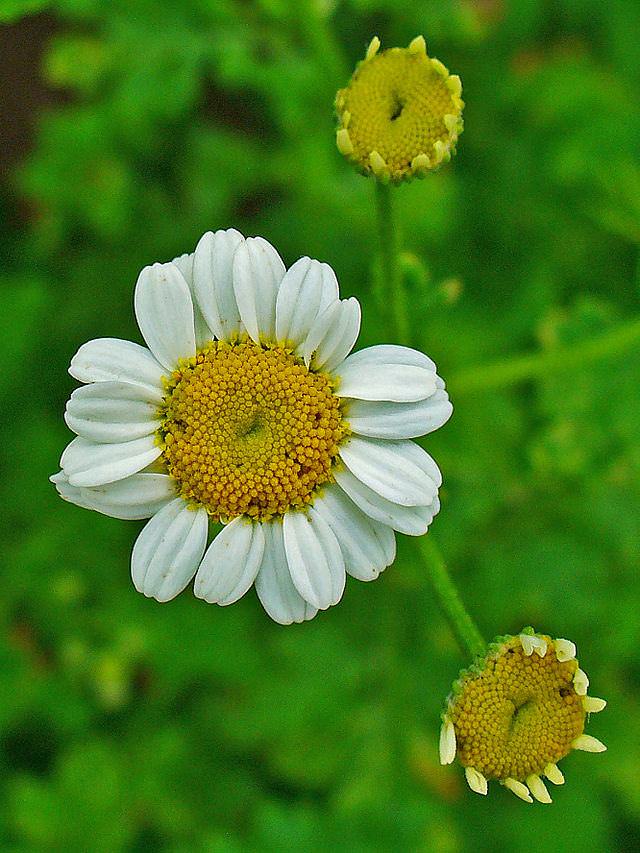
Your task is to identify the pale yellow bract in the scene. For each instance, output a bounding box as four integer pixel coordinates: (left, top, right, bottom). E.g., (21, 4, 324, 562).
(336, 36, 464, 183)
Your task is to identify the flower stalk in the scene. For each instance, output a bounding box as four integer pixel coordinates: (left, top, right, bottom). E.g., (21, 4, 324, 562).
(375, 180, 411, 345)
(418, 536, 485, 659)
(374, 172, 481, 661)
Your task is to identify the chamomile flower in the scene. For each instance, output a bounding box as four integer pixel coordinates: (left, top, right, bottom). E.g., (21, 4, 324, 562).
(336, 36, 464, 182)
(439, 629, 607, 802)
(52, 229, 452, 623)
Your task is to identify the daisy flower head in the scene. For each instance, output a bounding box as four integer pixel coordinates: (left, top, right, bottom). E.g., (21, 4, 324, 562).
(336, 36, 464, 183)
(52, 230, 452, 623)
(439, 628, 607, 803)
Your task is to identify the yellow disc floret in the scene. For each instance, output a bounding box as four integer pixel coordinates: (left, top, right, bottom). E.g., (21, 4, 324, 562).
(447, 635, 584, 781)
(336, 36, 464, 183)
(159, 340, 347, 521)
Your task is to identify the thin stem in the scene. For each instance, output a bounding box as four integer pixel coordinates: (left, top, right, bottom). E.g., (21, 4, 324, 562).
(373, 182, 482, 659)
(371, 176, 483, 659)
(418, 536, 486, 660)
(375, 181, 410, 345)
(450, 315, 640, 396)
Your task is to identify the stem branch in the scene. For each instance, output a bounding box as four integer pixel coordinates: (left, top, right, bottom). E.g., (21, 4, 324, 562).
(450, 316, 640, 396)
(375, 181, 410, 345)
(373, 181, 483, 660)
(418, 536, 486, 660)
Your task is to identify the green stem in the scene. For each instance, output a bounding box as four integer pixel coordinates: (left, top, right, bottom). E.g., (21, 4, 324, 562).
(450, 315, 640, 396)
(418, 536, 486, 660)
(375, 181, 410, 345)
(373, 182, 482, 660)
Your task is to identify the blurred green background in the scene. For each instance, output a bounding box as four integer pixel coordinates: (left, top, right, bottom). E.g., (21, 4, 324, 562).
(1, 0, 639, 850)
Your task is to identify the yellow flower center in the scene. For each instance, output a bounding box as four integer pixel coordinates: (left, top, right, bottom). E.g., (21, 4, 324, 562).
(448, 637, 585, 781)
(159, 340, 346, 521)
(336, 38, 464, 182)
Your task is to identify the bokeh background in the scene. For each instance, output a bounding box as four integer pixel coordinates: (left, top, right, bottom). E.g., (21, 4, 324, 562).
(1, 1, 639, 850)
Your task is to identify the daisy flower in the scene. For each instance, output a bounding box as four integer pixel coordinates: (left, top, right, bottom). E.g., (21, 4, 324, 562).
(439, 628, 607, 802)
(52, 229, 452, 623)
(336, 36, 464, 182)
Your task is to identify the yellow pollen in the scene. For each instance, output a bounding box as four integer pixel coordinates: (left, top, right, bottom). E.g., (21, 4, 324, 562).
(159, 340, 347, 521)
(336, 37, 464, 182)
(447, 636, 586, 782)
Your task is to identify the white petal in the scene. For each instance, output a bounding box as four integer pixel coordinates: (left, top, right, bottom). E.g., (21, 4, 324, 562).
(81, 473, 176, 520)
(314, 298, 361, 372)
(334, 468, 439, 536)
(345, 389, 452, 439)
(171, 252, 194, 284)
(339, 436, 440, 507)
(534, 638, 548, 657)
(51, 470, 176, 520)
(192, 228, 245, 341)
(334, 345, 438, 402)
(571, 734, 606, 753)
(583, 696, 607, 713)
(554, 638, 577, 662)
(254, 522, 318, 624)
(337, 365, 437, 403)
(194, 517, 265, 605)
(172, 250, 213, 348)
(82, 473, 176, 520)
(439, 719, 456, 765)
(465, 767, 488, 795)
(337, 343, 437, 371)
(60, 435, 162, 487)
(519, 633, 547, 657)
(233, 236, 286, 344)
(134, 261, 196, 370)
(503, 778, 533, 803)
(283, 510, 345, 610)
(50, 470, 100, 513)
(131, 498, 208, 602)
(275, 257, 336, 348)
(520, 634, 535, 656)
(526, 775, 552, 803)
(69, 338, 165, 401)
(573, 668, 589, 696)
(302, 300, 338, 366)
(64, 381, 160, 443)
(303, 298, 361, 371)
(312, 485, 395, 581)
(317, 263, 340, 311)
(543, 763, 565, 785)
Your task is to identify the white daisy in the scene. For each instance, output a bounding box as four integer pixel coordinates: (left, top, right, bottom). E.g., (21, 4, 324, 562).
(51, 229, 452, 623)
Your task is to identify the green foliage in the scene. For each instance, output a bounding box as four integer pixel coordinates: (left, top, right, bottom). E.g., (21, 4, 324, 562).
(0, 0, 50, 24)
(1, 0, 638, 849)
